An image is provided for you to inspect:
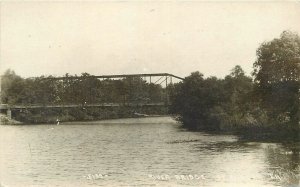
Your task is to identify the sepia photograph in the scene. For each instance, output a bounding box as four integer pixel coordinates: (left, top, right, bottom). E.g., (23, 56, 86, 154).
(0, 1, 299, 187)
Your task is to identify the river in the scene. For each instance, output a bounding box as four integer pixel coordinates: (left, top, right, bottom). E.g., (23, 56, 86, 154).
(0, 117, 299, 187)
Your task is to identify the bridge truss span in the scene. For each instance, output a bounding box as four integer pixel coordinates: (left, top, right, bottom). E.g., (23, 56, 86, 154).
(45, 73, 184, 87)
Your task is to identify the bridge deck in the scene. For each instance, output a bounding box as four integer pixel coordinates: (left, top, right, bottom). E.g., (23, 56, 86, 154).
(0, 103, 167, 110)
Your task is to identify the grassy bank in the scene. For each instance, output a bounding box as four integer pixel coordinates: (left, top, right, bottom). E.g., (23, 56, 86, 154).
(11, 105, 168, 124)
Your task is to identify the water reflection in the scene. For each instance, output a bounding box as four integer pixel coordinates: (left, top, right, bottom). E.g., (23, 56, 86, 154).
(192, 141, 261, 152)
(190, 140, 299, 186)
(264, 144, 299, 186)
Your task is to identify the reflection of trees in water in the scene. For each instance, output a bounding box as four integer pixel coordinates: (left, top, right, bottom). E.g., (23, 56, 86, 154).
(264, 144, 299, 186)
(189, 141, 299, 186)
(190, 141, 261, 153)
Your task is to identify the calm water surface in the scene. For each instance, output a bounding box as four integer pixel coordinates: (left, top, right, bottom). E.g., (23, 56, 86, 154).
(0, 117, 299, 187)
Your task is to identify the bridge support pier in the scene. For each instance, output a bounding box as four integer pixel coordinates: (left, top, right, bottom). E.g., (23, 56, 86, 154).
(7, 109, 12, 119)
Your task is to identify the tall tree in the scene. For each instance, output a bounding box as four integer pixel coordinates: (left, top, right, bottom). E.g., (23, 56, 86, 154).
(253, 31, 300, 124)
(224, 65, 253, 115)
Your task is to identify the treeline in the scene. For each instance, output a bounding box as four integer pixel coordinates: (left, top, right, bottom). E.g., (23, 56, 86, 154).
(1, 72, 165, 105)
(1, 72, 168, 123)
(169, 31, 299, 140)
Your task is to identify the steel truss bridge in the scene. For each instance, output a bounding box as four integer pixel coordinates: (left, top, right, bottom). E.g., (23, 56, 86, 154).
(45, 73, 184, 87)
(0, 73, 184, 119)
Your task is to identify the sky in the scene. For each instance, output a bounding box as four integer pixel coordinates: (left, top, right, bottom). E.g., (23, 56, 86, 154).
(1, 1, 300, 79)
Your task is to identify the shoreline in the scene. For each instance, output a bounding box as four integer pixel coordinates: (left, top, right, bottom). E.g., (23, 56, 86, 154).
(9, 105, 169, 124)
(0, 114, 173, 125)
(1, 113, 298, 143)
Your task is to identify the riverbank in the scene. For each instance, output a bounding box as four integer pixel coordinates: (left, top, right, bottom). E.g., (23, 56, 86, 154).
(62, 116, 176, 125)
(8, 105, 168, 124)
(0, 112, 174, 126)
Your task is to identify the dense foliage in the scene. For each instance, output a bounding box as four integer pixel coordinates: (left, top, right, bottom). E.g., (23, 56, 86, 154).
(253, 31, 300, 125)
(170, 31, 299, 139)
(1, 71, 165, 105)
(169, 66, 257, 131)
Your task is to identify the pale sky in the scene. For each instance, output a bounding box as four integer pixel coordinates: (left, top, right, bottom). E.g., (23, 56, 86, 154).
(1, 1, 300, 78)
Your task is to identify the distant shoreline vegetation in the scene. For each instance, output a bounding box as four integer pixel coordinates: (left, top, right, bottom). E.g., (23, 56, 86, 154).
(169, 31, 299, 141)
(0, 70, 168, 124)
(1, 31, 299, 141)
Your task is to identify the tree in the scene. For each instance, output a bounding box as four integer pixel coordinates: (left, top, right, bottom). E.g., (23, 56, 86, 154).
(253, 31, 300, 124)
(1, 69, 24, 104)
(224, 65, 253, 115)
(169, 71, 225, 130)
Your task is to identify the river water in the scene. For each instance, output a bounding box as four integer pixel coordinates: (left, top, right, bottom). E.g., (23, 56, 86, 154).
(0, 117, 299, 187)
